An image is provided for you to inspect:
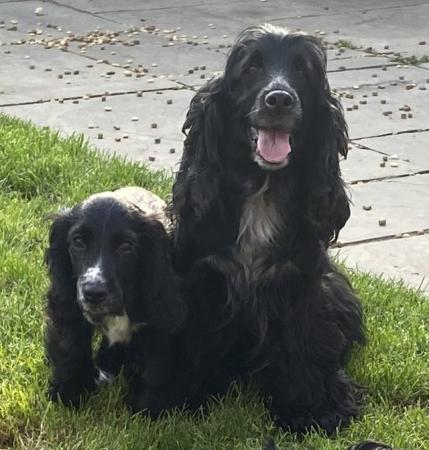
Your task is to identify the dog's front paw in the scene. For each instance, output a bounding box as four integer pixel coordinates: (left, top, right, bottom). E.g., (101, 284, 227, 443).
(48, 377, 96, 407)
(95, 367, 115, 386)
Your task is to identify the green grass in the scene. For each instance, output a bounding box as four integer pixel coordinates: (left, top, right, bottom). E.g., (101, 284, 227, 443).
(336, 40, 358, 50)
(389, 54, 429, 66)
(0, 113, 428, 449)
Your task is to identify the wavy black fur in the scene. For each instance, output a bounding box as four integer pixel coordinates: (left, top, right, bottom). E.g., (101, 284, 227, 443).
(45, 196, 186, 413)
(169, 25, 365, 434)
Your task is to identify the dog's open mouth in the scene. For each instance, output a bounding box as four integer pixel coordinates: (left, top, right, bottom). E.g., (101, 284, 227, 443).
(251, 127, 292, 167)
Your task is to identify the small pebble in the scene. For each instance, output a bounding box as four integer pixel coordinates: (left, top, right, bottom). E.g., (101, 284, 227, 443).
(406, 84, 416, 90)
(390, 163, 399, 168)
(352, 104, 358, 110)
(122, 134, 129, 139)
(383, 44, 389, 49)
(380, 162, 386, 167)
(72, 100, 79, 104)
(131, 117, 139, 122)
(29, 65, 35, 70)
(407, 112, 413, 118)
(166, 99, 173, 104)
(35, 7, 43, 16)
(101, 96, 106, 102)
(372, 91, 378, 96)
(363, 205, 372, 211)
(380, 99, 387, 104)
(105, 106, 112, 112)
(113, 125, 121, 131)
(399, 75, 404, 80)
(359, 100, 367, 105)
(169, 148, 176, 154)
(58, 74, 63, 79)
(97, 133, 103, 139)
(151, 123, 158, 128)
(378, 218, 387, 226)
(137, 91, 143, 97)
(88, 124, 96, 129)
(188, 69, 194, 74)
(114, 137, 121, 142)
(401, 113, 407, 119)
(200, 65, 206, 70)
(418, 41, 426, 45)
(382, 111, 392, 116)
(383, 156, 388, 161)
(149, 156, 156, 161)
(154, 138, 161, 144)
(381, 66, 387, 71)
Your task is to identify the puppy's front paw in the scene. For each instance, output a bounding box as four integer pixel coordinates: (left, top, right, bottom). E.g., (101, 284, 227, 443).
(48, 375, 97, 407)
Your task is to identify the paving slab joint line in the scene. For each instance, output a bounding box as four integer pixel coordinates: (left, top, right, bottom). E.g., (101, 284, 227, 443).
(351, 128, 429, 141)
(45, 0, 122, 23)
(0, 86, 190, 108)
(348, 169, 429, 186)
(332, 228, 429, 249)
(327, 63, 396, 74)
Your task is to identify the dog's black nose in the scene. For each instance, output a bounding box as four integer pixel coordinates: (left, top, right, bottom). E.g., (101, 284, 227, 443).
(264, 90, 295, 110)
(81, 282, 108, 305)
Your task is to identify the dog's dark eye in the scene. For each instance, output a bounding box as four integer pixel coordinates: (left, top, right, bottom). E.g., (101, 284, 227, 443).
(292, 55, 308, 73)
(245, 53, 263, 74)
(117, 241, 135, 255)
(70, 236, 86, 251)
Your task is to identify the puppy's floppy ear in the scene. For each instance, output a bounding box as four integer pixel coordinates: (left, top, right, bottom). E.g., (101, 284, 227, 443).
(46, 208, 76, 298)
(172, 78, 224, 222)
(138, 217, 186, 331)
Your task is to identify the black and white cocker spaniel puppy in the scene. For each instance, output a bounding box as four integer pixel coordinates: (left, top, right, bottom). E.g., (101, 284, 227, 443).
(169, 25, 365, 434)
(45, 187, 186, 414)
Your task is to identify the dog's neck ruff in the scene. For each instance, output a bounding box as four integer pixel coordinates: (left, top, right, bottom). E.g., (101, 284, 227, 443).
(236, 176, 281, 262)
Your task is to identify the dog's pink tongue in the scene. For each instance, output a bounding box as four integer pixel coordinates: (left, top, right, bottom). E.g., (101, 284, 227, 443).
(256, 129, 291, 163)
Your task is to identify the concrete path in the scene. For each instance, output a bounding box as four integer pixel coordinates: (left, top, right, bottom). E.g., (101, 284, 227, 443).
(1, 0, 428, 294)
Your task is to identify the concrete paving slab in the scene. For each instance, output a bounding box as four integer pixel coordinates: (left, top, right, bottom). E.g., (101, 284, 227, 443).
(339, 144, 420, 183)
(65, 32, 226, 89)
(271, 3, 429, 57)
(329, 65, 428, 90)
(327, 54, 394, 72)
(356, 131, 429, 172)
(0, 45, 180, 105)
(340, 82, 429, 140)
(0, 0, 121, 45)
(340, 174, 429, 243)
(332, 235, 429, 296)
(2, 89, 194, 170)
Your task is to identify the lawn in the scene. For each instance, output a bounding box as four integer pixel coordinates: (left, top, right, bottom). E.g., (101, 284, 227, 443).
(0, 113, 428, 450)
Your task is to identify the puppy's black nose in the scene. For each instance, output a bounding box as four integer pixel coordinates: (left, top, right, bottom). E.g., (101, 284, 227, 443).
(264, 90, 295, 110)
(81, 282, 108, 305)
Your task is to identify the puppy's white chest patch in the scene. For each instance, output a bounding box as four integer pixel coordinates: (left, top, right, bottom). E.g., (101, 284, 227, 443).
(103, 315, 134, 346)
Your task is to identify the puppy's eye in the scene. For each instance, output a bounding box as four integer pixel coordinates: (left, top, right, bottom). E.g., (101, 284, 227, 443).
(117, 241, 135, 254)
(70, 236, 86, 251)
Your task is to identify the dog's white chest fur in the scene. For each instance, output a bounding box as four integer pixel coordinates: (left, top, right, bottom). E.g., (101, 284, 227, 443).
(103, 315, 134, 346)
(236, 180, 281, 259)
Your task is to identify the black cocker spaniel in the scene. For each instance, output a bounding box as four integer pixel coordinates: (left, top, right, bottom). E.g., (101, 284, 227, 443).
(169, 25, 365, 434)
(45, 187, 186, 414)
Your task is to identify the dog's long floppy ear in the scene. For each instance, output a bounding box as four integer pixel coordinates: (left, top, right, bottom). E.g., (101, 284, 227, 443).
(172, 77, 224, 224)
(46, 209, 77, 303)
(303, 36, 351, 243)
(137, 217, 186, 331)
